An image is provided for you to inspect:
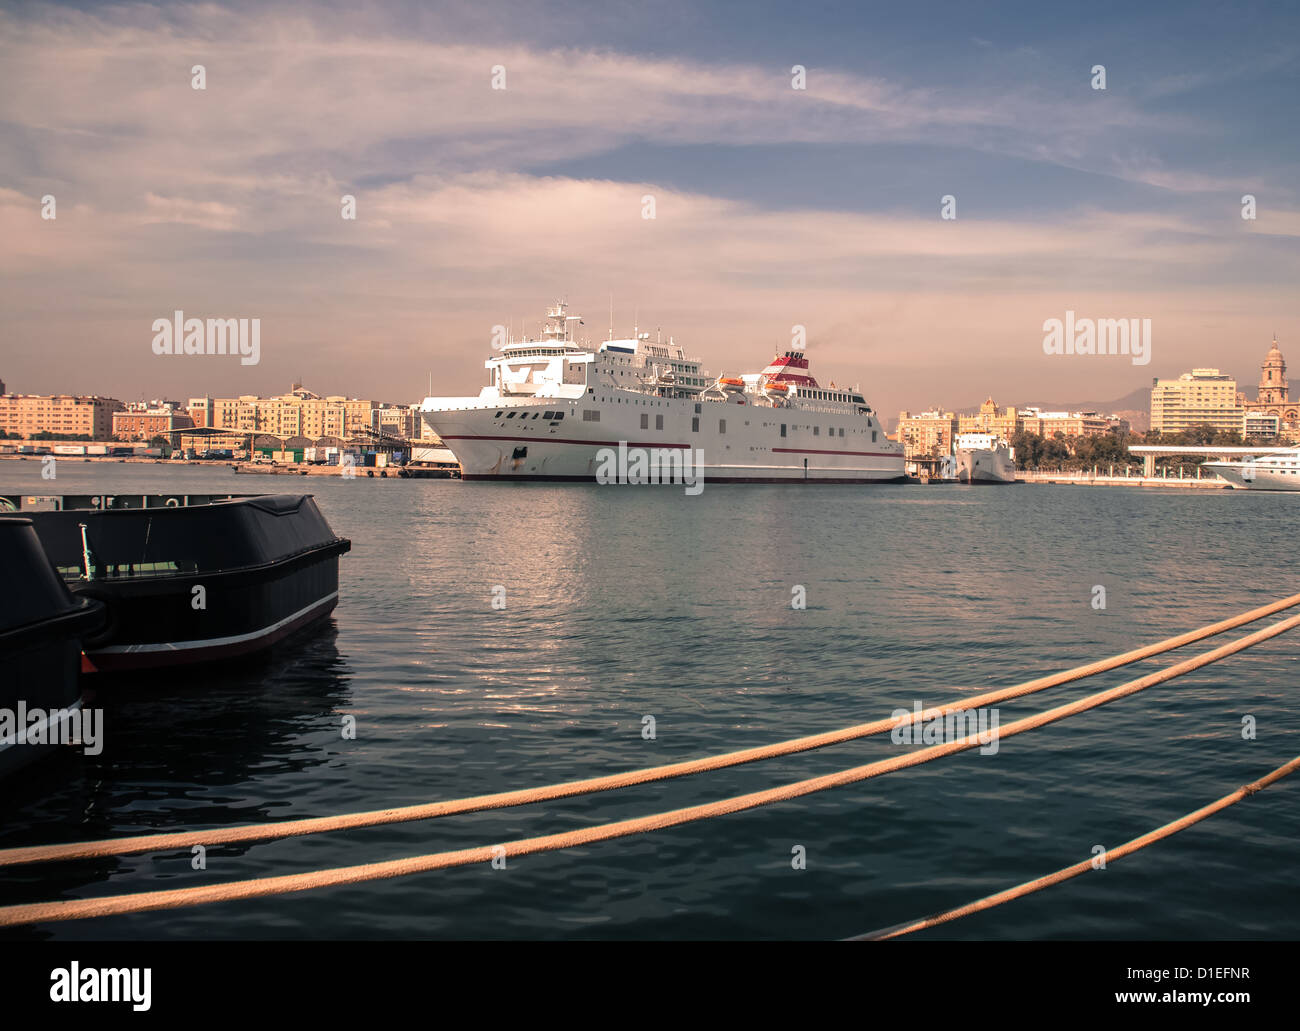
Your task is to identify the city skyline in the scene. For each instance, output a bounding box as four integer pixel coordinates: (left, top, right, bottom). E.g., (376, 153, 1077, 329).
(2, 332, 1286, 425)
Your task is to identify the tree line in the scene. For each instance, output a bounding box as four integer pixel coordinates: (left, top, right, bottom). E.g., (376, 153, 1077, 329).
(1009, 425, 1288, 472)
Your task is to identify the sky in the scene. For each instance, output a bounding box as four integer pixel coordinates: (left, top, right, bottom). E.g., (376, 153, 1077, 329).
(2, 0, 1298, 419)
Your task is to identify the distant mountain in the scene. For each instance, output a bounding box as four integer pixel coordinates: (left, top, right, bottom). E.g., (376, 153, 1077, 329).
(1011, 385, 1151, 416)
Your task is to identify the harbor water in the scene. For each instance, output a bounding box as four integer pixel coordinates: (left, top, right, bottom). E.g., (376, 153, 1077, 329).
(1, 462, 1297, 940)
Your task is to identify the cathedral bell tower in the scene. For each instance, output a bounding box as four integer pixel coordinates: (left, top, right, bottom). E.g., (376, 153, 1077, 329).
(1258, 337, 1288, 405)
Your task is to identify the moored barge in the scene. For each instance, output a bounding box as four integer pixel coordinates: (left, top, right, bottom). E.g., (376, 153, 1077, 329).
(2, 494, 350, 672)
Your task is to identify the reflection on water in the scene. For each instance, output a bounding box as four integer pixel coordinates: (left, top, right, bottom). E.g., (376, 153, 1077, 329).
(1, 624, 352, 938)
(1, 462, 1298, 940)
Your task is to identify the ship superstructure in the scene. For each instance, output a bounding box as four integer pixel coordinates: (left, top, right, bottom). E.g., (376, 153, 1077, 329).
(420, 301, 904, 483)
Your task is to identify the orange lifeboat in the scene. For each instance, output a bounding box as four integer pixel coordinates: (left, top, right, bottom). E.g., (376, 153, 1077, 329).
(719, 376, 745, 390)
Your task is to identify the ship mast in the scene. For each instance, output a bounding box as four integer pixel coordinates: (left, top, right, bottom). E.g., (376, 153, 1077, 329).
(540, 299, 583, 346)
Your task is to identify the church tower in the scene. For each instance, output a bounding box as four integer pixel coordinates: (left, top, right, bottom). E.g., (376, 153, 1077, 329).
(1258, 337, 1288, 404)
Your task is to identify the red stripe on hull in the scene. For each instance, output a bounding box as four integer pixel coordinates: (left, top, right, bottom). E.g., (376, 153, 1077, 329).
(442, 437, 898, 460)
(441, 435, 692, 450)
(461, 473, 907, 484)
(773, 446, 900, 458)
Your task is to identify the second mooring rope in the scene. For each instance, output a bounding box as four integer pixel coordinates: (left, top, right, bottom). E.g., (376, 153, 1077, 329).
(3, 590, 1299, 870)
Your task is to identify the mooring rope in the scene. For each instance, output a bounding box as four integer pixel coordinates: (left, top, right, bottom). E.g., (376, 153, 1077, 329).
(3, 590, 1299, 871)
(1, 610, 1296, 927)
(849, 754, 1300, 941)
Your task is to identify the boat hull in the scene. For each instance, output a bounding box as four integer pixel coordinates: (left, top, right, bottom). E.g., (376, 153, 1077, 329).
(74, 549, 343, 671)
(17, 494, 350, 672)
(1202, 463, 1300, 491)
(955, 447, 1017, 484)
(0, 518, 105, 778)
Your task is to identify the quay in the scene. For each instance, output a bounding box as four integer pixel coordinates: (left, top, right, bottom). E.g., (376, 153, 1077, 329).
(231, 462, 457, 478)
(1018, 469, 1228, 489)
(0, 451, 1232, 487)
(0, 454, 457, 478)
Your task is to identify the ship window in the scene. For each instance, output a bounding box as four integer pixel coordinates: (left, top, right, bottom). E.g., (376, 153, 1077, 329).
(532, 412, 540, 419)
(719, 419, 726, 433)
(692, 417, 699, 432)
(656, 414, 664, 430)
(872, 431, 877, 442)
(839, 428, 845, 437)
(780, 424, 787, 437)
(495, 411, 503, 418)
(507, 411, 517, 418)
(583, 410, 600, 422)
(543, 411, 554, 420)
(814, 426, 820, 436)
(640, 414, 649, 429)
(694, 404, 701, 414)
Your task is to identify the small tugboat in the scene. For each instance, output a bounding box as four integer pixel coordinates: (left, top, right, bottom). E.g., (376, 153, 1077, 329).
(0, 517, 105, 777)
(3, 494, 350, 672)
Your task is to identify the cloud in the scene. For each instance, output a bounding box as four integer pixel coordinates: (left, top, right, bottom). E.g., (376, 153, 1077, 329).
(142, 192, 240, 230)
(0, 3, 1220, 200)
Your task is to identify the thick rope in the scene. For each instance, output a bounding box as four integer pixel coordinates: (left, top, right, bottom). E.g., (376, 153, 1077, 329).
(850, 754, 1300, 940)
(1, 610, 1296, 927)
(4, 590, 1298, 870)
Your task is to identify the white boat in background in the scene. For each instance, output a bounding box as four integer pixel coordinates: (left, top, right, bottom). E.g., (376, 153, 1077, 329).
(953, 432, 1016, 484)
(419, 301, 905, 484)
(1202, 450, 1300, 490)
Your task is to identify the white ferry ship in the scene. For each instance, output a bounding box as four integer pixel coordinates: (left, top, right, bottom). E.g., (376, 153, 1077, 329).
(1202, 450, 1300, 491)
(953, 432, 1017, 484)
(419, 302, 904, 484)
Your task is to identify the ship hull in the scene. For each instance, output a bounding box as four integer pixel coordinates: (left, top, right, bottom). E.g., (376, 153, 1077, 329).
(0, 518, 105, 779)
(955, 448, 1017, 484)
(1202, 463, 1300, 491)
(425, 399, 906, 484)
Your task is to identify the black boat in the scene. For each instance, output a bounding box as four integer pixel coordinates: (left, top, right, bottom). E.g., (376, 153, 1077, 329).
(0, 517, 105, 776)
(3, 494, 350, 672)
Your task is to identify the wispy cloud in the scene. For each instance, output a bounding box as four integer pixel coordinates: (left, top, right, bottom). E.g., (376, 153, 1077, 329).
(0, 4, 1236, 197)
